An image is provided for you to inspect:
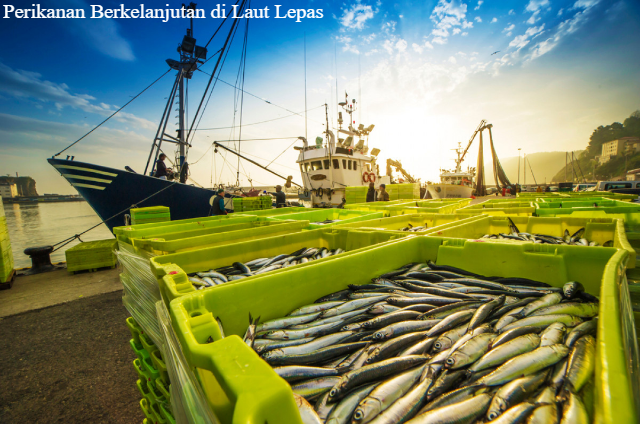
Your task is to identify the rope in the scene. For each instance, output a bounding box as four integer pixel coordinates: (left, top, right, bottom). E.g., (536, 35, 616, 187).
(51, 181, 181, 252)
(53, 69, 171, 157)
(195, 105, 325, 131)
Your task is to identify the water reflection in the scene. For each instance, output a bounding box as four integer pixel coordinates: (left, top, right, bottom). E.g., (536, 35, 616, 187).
(3, 201, 114, 268)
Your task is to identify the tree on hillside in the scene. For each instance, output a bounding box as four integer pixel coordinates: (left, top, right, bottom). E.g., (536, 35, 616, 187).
(586, 111, 640, 158)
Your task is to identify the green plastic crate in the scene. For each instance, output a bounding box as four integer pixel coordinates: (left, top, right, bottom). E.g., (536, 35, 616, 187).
(231, 206, 307, 217)
(427, 215, 636, 268)
(536, 199, 638, 209)
(131, 206, 171, 225)
(140, 399, 154, 422)
(113, 215, 261, 244)
(456, 205, 536, 216)
(160, 403, 176, 424)
(65, 239, 117, 273)
(132, 220, 310, 255)
(333, 213, 484, 234)
(137, 379, 154, 406)
(150, 402, 168, 424)
(265, 209, 384, 229)
(149, 228, 410, 306)
(151, 349, 169, 384)
(168, 237, 638, 424)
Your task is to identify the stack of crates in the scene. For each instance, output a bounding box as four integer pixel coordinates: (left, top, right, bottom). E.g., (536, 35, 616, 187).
(131, 206, 171, 225)
(0, 201, 14, 286)
(386, 183, 420, 200)
(65, 239, 118, 274)
(345, 186, 367, 204)
(232, 196, 272, 212)
(127, 317, 175, 424)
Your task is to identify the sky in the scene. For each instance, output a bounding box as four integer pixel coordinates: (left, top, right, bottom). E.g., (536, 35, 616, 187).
(0, 0, 639, 194)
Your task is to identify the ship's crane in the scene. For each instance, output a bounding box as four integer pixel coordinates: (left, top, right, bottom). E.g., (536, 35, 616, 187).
(459, 119, 487, 165)
(386, 159, 419, 184)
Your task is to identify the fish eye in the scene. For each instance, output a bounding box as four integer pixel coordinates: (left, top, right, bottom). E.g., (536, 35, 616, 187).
(354, 410, 363, 420)
(434, 342, 442, 349)
(488, 412, 498, 420)
(329, 389, 337, 397)
(445, 357, 455, 366)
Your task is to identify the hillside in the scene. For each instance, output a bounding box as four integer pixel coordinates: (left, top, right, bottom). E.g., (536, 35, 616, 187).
(550, 110, 640, 182)
(483, 151, 577, 186)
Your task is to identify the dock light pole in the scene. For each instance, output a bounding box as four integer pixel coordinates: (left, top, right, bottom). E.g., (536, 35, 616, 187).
(517, 148, 521, 188)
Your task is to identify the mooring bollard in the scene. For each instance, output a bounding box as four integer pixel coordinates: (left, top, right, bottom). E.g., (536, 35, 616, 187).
(23, 246, 56, 275)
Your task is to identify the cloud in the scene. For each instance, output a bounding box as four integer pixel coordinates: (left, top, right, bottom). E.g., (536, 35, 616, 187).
(56, 0, 134, 61)
(475, 17, 482, 23)
(412, 43, 424, 54)
(396, 39, 408, 52)
(503, 23, 515, 36)
(448, 56, 457, 64)
(474, 1, 483, 11)
(382, 21, 397, 34)
(509, 9, 515, 15)
(0, 112, 150, 153)
(424, 41, 434, 49)
(337, 35, 360, 54)
(453, 28, 462, 35)
(509, 24, 545, 50)
(429, 0, 473, 44)
(524, 0, 550, 25)
(525, 0, 550, 13)
(382, 39, 394, 54)
(462, 32, 469, 36)
(527, 0, 601, 61)
(0, 62, 154, 129)
(491, 17, 498, 23)
(339, 3, 375, 31)
(557, 8, 564, 16)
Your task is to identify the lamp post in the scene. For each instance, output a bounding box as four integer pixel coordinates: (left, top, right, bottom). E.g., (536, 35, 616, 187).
(517, 148, 521, 189)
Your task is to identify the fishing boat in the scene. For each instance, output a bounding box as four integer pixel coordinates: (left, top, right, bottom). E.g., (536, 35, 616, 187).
(48, 8, 395, 226)
(426, 120, 512, 198)
(294, 95, 390, 207)
(426, 143, 476, 199)
(47, 5, 258, 231)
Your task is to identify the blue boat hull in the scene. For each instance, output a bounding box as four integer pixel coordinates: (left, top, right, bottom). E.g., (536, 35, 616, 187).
(48, 158, 215, 232)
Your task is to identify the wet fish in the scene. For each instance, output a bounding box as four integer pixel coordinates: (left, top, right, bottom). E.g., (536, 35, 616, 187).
(403, 393, 492, 424)
(294, 393, 324, 424)
(478, 344, 569, 386)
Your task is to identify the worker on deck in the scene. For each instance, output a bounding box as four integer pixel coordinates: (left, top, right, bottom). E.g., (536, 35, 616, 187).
(366, 182, 377, 202)
(271, 185, 286, 208)
(379, 184, 390, 201)
(154, 153, 169, 180)
(211, 188, 228, 216)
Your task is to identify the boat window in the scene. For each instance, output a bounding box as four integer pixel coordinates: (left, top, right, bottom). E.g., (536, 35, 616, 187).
(324, 159, 330, 169)
(333, 159, 340, 169)
(348, 161, 352, 170)
(366, 164, 371, 172)
(605, 183, 631, 190)
(311, 161, 323, 171)
(637, 183, 640, 188)
(343, 159, 347, 169)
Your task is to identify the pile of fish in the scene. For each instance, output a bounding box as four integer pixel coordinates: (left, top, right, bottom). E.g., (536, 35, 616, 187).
(482, 218, 612, 247)
(399, 224, 427, 232)
(243, 261, 598, 424)
(311, 219, 343, 225)
(187, 247, 344, 289)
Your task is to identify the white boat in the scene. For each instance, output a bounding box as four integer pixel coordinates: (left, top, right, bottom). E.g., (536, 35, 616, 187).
(294, 95, 390, 207)
(427, 143, 475, 199)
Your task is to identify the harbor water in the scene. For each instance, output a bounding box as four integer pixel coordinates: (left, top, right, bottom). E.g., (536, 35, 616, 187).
(3, 201, 114, 269)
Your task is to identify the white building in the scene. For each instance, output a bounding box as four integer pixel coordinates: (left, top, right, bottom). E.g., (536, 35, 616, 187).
(0, 183, 18, 198)
(600, 137, 640, 164)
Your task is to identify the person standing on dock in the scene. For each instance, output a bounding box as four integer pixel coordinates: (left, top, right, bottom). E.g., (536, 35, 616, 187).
(212, 188, 228, 216)
(154, 154, 169, 180)
(379, 184, 390, 201)
(366, 182, 377, 202)
(271, 185, 286, 208)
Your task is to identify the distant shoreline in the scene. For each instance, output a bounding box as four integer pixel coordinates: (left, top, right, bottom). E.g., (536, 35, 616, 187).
(2, 196, 85, 204)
